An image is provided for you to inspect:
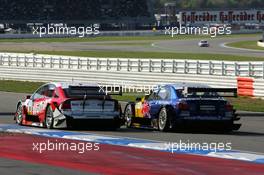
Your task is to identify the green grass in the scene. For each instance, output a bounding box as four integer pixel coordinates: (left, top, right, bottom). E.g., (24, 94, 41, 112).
(0, 33, 260, 43)
(226, 40, 264, 51)
(0, 80, 44, 93)
(1, 33, 263, 61)
(0, 80, 263, 112)
(112, 92, 145, 102)
(5, 50, 262, 61)
(227, 97, 264, 112)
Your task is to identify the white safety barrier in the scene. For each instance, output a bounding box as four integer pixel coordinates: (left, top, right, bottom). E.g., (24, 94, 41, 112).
(0, 53, 263, 97)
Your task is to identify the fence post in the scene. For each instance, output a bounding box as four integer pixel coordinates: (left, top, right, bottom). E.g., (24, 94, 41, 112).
(33, 56, 36, 67)
(87, 59, 91, 70)
(138, 59, 142, 72)
(0, 55, 2, 65)
(77, 58, 81, 69)
(117, 59, 120, 71)
(149, 59, 153, 72)
(50, 57, 53, 68)
(221, 61, 225, 76)
(41, 57, 44, 68)
(263, 62, 264, 79)
(161, 60, 165, 72)
(96, 59, 101, 70)
(127, 59, 131, 72)
(184, 60, 188, 74)
(235, 62, 239, 76)
(24, 56, 28, 67)
(196, 60, 200, 74)
(248, 62, 252, 77)
(8, 55, 11, 66)
(209, 61, 213, 75)
(59, 57, 62, 69)
(16, 56, 19, 67)
(107, 59, 111, 71)
(172, 60, 177, 73)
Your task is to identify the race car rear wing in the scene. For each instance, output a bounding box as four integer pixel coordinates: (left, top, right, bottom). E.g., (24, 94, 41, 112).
(183, 87, 237, 97)
(68, 85, 122, 96)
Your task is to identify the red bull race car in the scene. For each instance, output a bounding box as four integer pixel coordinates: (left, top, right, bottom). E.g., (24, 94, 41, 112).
(14, 82, 123, 129)
(124, 83, 241, 132)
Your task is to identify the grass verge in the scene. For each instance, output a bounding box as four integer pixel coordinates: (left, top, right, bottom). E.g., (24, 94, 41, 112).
(227, 97, 264, 112)
(226, 40, 264, 51)
(0, 80, 263, 112)
(0, 33, 260, 43)
(0, 80, 44, 93)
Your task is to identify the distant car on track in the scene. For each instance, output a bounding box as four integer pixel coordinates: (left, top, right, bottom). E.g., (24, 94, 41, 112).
(124, 83, 241, 132)
(14, 82, 123, 129)
(198, 40, 209, 47)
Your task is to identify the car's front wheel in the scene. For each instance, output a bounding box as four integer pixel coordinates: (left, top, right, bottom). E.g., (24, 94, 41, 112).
(158, 107, 170, 132)
(45, 106, 54, 129)
(15, 103, 23, 125)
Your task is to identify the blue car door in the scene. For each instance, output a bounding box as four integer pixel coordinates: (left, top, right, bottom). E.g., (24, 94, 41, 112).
(148, 86, 172, 119)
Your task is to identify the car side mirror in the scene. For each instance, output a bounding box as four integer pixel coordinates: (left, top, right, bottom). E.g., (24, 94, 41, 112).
(26, 95, 31, 99)
(136, 97, 142, 102)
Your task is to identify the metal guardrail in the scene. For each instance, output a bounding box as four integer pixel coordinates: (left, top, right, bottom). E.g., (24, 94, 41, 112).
(0, 54, 264, 78)
(0, 53, 264, 97)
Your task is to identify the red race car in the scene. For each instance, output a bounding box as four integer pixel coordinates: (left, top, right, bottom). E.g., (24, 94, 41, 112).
(14, 82, 123, 129)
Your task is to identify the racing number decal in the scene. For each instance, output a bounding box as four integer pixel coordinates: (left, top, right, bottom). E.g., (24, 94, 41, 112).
(33, 99, 46, 115)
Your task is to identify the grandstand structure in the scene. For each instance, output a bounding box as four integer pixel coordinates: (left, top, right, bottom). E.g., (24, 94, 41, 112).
(0, 0, 155, 30)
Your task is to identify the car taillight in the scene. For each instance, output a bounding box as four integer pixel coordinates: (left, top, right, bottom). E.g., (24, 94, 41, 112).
(225, 104, 233, 111)
(178, 102, 189, 110)
(61, 101, 71, 110)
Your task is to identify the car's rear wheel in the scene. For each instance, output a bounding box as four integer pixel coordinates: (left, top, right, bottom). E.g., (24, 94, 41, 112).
(15, 103, 23, 125)
(45, 106, 54, 129)
(124, 104, 134, 128)
(158, 107, 170, 132)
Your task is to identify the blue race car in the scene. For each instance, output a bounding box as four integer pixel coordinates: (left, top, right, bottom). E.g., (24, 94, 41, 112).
(124, 83, 241, 132)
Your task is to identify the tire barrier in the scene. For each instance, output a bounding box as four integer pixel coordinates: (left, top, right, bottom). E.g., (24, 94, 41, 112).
(237, 77, 254, 97)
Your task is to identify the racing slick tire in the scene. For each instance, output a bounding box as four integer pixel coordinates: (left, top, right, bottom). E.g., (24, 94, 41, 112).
(124, 104, 134, 128)
(158, 107, 170, 132)
(44, 105, 54, 129)
(15, 103, 23, 125)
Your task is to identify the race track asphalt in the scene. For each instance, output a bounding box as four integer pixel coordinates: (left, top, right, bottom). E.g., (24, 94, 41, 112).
(153, 36, 264, 58)
(0, 36, 263, 58)
(0, 34, 264, 175)
(0, 91, 263, 154)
